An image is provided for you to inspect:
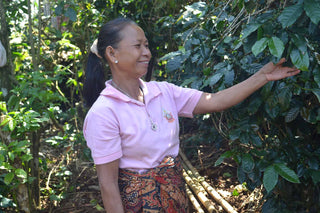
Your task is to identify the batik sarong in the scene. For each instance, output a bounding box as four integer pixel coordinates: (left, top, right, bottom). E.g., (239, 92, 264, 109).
(118, 156, 188, 213)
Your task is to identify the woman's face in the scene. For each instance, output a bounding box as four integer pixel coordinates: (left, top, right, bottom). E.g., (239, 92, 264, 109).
(112, 24, 152, 79)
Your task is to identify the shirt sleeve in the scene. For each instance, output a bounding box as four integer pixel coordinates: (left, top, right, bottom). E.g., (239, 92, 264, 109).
(163, 82, 203, 118)
(83, 102, 122, 165)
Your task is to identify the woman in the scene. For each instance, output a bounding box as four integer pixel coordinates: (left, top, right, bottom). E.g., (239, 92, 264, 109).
(83, 18, 300, 213)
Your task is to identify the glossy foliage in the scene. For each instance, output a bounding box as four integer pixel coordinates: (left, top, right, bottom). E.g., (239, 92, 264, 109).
(158, 0, 320, 211)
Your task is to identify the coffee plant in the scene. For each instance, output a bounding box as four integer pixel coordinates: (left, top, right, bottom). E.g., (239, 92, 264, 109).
(159, 0, 320, 211)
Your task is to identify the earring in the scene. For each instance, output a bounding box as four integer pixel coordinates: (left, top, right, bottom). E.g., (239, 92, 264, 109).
(115, 60, 118, 64)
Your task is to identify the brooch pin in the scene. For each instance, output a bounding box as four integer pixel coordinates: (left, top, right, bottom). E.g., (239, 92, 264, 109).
(163, 110, 175, 123)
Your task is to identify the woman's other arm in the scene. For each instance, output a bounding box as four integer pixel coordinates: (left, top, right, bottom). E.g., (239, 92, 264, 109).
(193, 58, 300, 114)
(96, 159, 124, 213)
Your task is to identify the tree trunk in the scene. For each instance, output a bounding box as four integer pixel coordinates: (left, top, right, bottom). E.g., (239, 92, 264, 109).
(0, 0, 14, 100)
(27, 0, 41, 209)
(30, 131, 41, 208)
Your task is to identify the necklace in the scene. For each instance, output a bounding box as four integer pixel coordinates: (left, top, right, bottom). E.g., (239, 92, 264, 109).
(111, 80, 158, 131)
(144, 107, 158, 131)
(111, 80, 141, 100)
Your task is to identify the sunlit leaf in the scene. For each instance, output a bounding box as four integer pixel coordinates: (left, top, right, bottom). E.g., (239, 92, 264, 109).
(15, 168, 27, 179)
(278, 3, 303, 28)
(0, 196, 13, 208)
(8, 152, 15, 161)
(4, 172, 14, 185)
(0, 101, 7, 112)
(8, 119, 15, 131)
(64, 171, 72, 176)
(263, 166, 278, 193)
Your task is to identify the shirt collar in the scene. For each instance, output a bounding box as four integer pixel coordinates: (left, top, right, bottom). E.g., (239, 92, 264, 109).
(100, 79, 161, 105)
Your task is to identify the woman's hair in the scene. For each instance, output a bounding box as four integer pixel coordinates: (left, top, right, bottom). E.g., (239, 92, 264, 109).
(83, 18, 136, 107)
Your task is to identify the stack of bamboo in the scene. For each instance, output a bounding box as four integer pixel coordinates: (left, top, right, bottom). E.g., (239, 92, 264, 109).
(179, 150, 238, 213)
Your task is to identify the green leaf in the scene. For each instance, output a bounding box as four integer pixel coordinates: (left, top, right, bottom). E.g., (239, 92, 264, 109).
(166, 57, 182, 72)
(54, 4, 63, 16)
(215, 151, 234, 166)
(252, 37, 268, 56)
(278, 87, 292, 111)
(304, 0, 320, 25)
(310, 169, 320, 184)
(250, 134, 263, 147)
(314, 67, 320, 87)
(4, 172, 14, 185)
(0, 196, 13, 208)
(8, 119, 15, 131)
(241, 23, 262, 39)
(285, 107, 300, 123)
(15, 168, 27, 179)
(181, 76, 197, 87)
(315, 52, 320, 65)
(312, 89, 320, 103)
(8, 152, 15, 161)
(209, 73, 223, 86)
(291, 34, 307, 53)
(274, 163, 300, 183)
(278, 3, 303, 28)
(290, 48, 309, 71)
(247, 98, 262, 114)
(224, 70, 234, 85)
(0, 101, 7, 112)
(65, 8, 77, 22)
(241, 153, 255, 173)
(268, 37, 284, 58)
(64, 170, 72, 176)
(263, 166, 278, 193)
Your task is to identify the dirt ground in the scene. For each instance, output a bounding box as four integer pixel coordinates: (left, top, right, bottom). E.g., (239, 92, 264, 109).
(43, 134, 264, 213)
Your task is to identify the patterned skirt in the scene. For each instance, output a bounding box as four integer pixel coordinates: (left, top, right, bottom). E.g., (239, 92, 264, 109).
(118, 156, 188, 213)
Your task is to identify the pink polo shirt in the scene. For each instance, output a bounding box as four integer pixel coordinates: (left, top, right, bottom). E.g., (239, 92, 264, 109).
(83, 79, 202, 169)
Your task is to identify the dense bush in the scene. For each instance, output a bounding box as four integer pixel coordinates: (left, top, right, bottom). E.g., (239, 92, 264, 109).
(158, 0, 320, 211)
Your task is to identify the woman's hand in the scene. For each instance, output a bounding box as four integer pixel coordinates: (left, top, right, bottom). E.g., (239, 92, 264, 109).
(257, 58, 300, 81)
(193, 58, 301, 114)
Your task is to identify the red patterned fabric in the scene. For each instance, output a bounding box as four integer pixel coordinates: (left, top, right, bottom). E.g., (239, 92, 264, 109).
(118, 156, 188, 212)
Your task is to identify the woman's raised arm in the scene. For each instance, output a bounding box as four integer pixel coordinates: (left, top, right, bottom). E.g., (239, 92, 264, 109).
(193, 58, 300, 114)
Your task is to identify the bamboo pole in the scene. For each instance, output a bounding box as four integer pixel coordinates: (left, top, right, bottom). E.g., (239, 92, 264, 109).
(182, 161, 208, 196)
(180, 150, 238, 213)
(182, 166, 216, 213)
(185, 184, 205, 213)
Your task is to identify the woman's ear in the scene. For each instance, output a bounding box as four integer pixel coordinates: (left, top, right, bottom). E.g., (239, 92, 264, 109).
(105, 46, 117, 63)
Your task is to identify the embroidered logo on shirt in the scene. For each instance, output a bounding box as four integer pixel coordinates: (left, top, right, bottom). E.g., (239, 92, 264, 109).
(163, 109, 175, 123)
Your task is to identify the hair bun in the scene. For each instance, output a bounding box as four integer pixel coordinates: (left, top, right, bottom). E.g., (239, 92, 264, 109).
(90, 39, 102, 58)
